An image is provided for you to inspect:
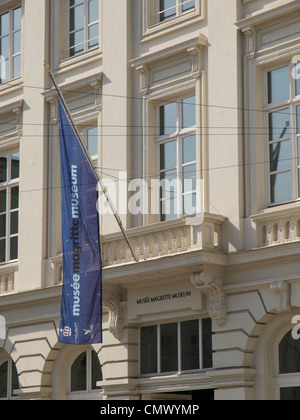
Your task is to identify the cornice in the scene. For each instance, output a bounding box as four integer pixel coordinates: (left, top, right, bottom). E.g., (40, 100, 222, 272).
(236, 1, 300, 31)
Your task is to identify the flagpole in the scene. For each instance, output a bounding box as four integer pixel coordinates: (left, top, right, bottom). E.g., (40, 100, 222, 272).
(44, 62, 139, 263)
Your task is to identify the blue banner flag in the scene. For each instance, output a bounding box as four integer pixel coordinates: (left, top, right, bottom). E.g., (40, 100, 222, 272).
(58, 99, 102, 345)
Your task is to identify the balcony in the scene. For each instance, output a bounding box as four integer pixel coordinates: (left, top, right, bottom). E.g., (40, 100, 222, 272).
(251, 205, 300, 248)
(102, 213, 226, 267)
(49, 213, 226, 283)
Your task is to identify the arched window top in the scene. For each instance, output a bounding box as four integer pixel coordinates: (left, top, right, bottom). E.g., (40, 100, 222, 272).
(279, 330, 300, 374)
(0, 357, 19, 400)
(70, 349, 102, 395)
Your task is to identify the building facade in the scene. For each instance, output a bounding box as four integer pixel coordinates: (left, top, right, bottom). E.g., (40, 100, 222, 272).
(0, 0, 300, 400)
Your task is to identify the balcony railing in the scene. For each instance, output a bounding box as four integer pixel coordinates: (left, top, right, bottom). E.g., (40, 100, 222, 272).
(49, 214, 225, 284)
(0, 265, 18, 296)
(252, 206, 300, 248)
(102, 214, 225, 267)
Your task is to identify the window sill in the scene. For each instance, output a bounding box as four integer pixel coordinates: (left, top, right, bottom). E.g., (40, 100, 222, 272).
(142, 10, 204, 43)
(55, 48, 102, 74)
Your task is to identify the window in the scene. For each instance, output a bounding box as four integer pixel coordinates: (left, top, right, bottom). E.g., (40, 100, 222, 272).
(79, 125, 99, 165)
(68, 0, 99, 57)
(0, 152, 19, 263)
(0, 358, 19, 400)
(0, 6, 21, 83)
(158, 95, 196, 221)
(140, 318, 212, 375)
(158, 0, 195, 23)
(266, 64, 300, 205)
(276, 330, 300, 400)
(70, 349, 102, 395)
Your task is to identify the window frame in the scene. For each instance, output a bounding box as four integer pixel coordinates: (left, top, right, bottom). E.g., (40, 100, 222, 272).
(0, 150, 19, 265)
(67, 348, 103, 399)
(156, 94, 197, 221)
(139, 318, 213, 376)
(0, 357, 19, 400)
(0, 5, 22, 84)
(79, 123, 99, 167)
(275, 329, 300, 400)
(264, 61, 300, 207)
(156, 0, 196, 23)
(67, 0, 99, 58)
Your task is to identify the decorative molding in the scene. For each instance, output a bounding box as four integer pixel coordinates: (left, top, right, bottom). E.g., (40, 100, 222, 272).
(242, 26, 256, 56)
(270, 280, 290, 313)
(103, 292, 124, 340)
(191, 271, 226, 326)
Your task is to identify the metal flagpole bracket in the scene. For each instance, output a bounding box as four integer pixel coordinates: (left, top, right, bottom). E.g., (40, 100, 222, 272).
(44, 62, 139, 263)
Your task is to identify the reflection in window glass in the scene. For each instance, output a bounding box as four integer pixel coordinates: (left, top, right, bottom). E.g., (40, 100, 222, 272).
(71, 352, 87, 392)
(0, 362, 8, 399)
(181, 320, 199, 371)
(160, 323, 178, 373)
(280, 387, 300, 401)
(140, 325, 158, 375)
(279, 331, 300, 374)
(69, 0, 99, 57)
(160, 102, 177, 135)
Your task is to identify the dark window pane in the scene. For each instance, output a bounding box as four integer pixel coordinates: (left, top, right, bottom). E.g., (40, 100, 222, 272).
(160, 102, 177, 135)
(91, 350, 102, 390)
(0, 239, 5, 263)
(11, 153, 20, 180)
(0, 157, 7, 183)
(280, 387, 300, 401)
(0, 190, 6, 213)
(11, 187, 19, 210)
(11, 361, 19, 395)
(0, 214, 6, 238)
(0, 362, 8, 398)
(140, 326, 157, 374)
(181, 320, 199, 371)
(10, 211, 18, 235)
(268, 67, 289, 104)
(160, 323, 178, 372)
(279, 330, 300, 374)
(10, 236, 18, 261)
(202, 318, 213, 369)
(71, 352, 87, 392)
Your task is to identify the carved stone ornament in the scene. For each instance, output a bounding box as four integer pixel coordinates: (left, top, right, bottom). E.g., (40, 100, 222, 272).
(270, 280, 290, 313)
(103, 292, 124, 340)
(191, 271, 226, 326)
